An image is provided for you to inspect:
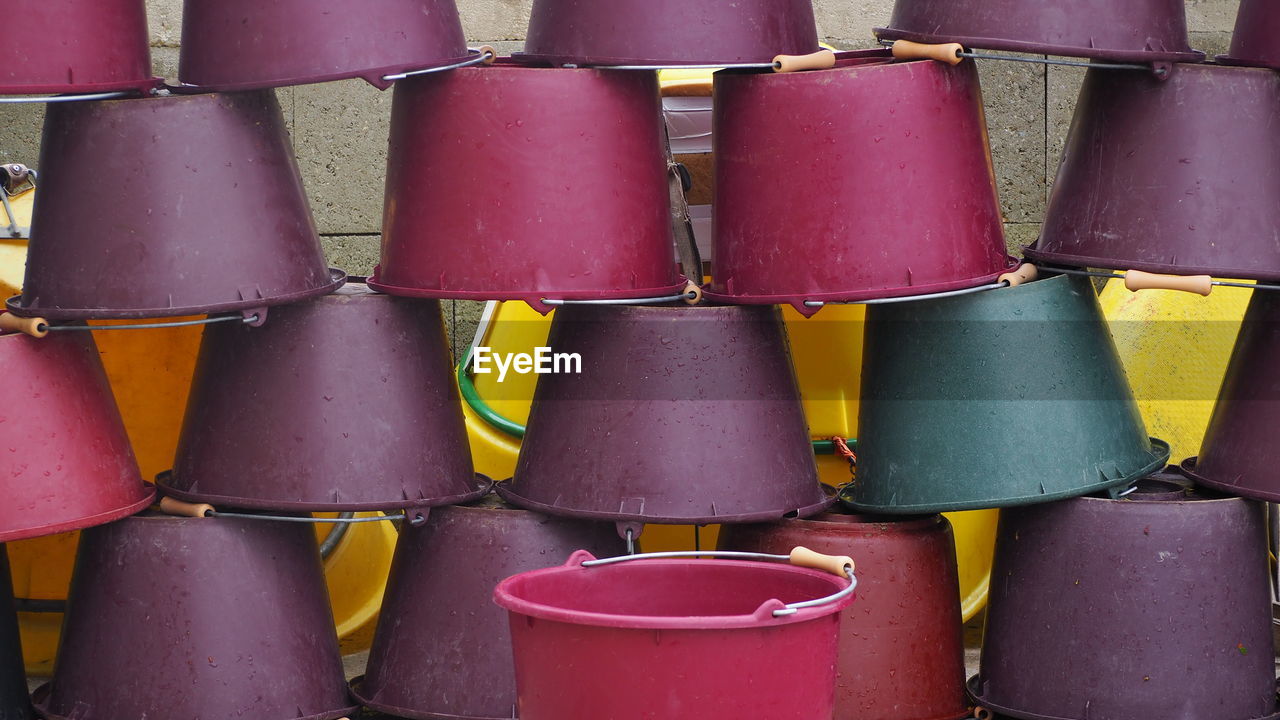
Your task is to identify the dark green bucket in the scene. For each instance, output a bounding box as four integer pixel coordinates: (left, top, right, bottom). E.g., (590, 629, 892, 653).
(841, 274, 1168, 514)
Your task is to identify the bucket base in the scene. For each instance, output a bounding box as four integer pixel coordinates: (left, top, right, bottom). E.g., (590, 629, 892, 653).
(7, 268, 347, 321)
(873, 28, 1203, 64)
(155, 472, 494, 513)
(365, 276, 690, 315)
(495, 480, 835, 526)
(32, 684, 361, 720)
(966, 675, 1280, 720)
(705, 260, 1019, 317)
(349, 677, 513, 720)
(843, 439, 1169, 515)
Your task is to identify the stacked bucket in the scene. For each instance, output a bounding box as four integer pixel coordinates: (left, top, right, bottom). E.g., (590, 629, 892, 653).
(4, 0, 1280, 719)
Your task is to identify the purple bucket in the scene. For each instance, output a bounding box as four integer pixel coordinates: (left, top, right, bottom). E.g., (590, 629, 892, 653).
(1218, 0, 1280, 69)
(971, 476, 1277, 720)
(875, 0, 1202, 63)
(178, 0, 471, 91)
(351, 495, 626, 719)
(1182, 291, 1280, 503)
(158, 282, 486, 513)
(1026, 63, 1280, 280)
(8, 91, 343, 321)
(498, 304, 830, 536)
(518, 0, 819, 66)
(33, 513, 358, 720)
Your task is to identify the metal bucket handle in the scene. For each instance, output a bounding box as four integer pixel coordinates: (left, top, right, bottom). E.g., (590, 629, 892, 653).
(580, 547, 856, 617)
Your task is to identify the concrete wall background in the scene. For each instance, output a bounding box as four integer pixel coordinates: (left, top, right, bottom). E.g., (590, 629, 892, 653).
(0, 0, 1241, 355)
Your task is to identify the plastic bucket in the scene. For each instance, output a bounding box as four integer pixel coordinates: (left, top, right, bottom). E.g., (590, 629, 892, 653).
(499, 304, 830, 534)
(177, 0, 470, 91)
(709, 54, 1014, 313)
(1183, 290, 1280, 502)
(33, 512, 358, 720)
(8, 91, 343, 320)
(0, 548, 32, 720)
(0, 0, 159, 95)
(1027, 63, 1280, 280)
(972, 476, 1278, 720)
(517, 0, 818, 66)
(369, 65, 683, 312)
(1218, 0, 1280, 69)
(845, 274, 1169, 513)
(720, 512, 968, 720)
(494, 549, 856, 719)
(159, 282, 485, 512)
(352, 495, 626, 719)
(0, 330, 153, 543)
(875, 0, 1201, 63)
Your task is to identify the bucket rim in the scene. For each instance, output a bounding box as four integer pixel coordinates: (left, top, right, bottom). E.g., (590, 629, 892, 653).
(1180, 457, 1280, 503)
(31, 683, 361, 720)
(1024, 245, 1280, 283)
(348, 676, 512, 720)
(154, 471, 494, 513)
(365, 275, 689, 314)
(872, 28, 1204, 64)
(174, 51, 478, 93)
(493, 551, 852, 630)
(966, 675, 1280, 720)
(7, 268, 347, 321)
(0, 484, 154, 544)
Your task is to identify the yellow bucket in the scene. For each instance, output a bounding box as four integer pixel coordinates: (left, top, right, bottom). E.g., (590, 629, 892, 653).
(460, 300, 997, 619)
(0, 182, 392, 672)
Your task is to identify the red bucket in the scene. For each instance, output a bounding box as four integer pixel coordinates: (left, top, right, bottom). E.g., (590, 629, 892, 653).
(177, 0, 471, 91)
(518, 0, 818, 67)
(708, 55, 1014, 314)
(369, 64, 684, 312)
(1218, 0, 1280, 70)
(493, 549, 856, 719)
(0, 330, 153, 543)
(1, 0, 160, 96)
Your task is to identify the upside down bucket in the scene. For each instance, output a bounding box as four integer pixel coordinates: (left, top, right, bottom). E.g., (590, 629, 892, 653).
(719, 512, 968, 720)
(352, 495, 626, 720)
(9, 91, 343, 321)
(0, 330, 153, 543)
(370, 65, 684, 311)
(2, 0, 159, 95)
(1026, 64, 1280, 280)
(0, 548, 32, 720)
(972, 476, 1277, 720)
(499, 304, 830, 533)
(710, 53, 1014, 313)
(34, 513, 358, 720)
(159, 282, 485, 513)
(518, 0, 818, 66)
(178, 0, 471, 91)
(1218, 0, 1280, 69)
(1183, 291, 1280, 502)
(845, 274, 1168, 514)
(875, 0, 1201, 62)
(494, 549, 856, 719)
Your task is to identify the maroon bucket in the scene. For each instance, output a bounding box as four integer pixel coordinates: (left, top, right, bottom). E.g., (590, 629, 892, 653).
(517, 0, 818, 66)
(158, 283, 486, 513)
(32, 513, 358, 720)
(494, 549, 855, 719)
(351, 495, 626, 720)
(8, 91, 343, 321)
(369, 65, 684, 313)
(1, 0, 159, 96)
(709, 55, 1014, 314)
(498, 304, 830, 535)
(0, 330, 153, 544)
(972, 477, 1277, 720)
(875, 0, 1202, 63)
(719, 512, 969, 720)
(177, 0, 471, 91)
(1218, 0, 1280, 69)
(1182, 291, 1280, 502)
(1026, 63, 1280, 280)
